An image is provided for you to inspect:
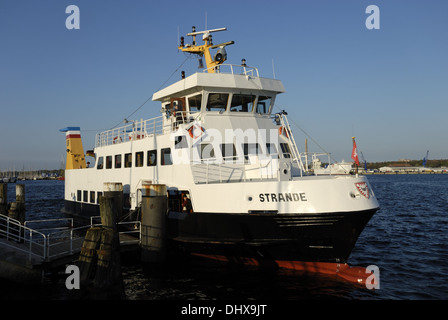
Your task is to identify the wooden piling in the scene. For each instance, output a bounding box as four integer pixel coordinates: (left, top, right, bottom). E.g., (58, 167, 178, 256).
(78, 193, 125, 299)
(140, 184, 167, 267)
(0, 183, 7, 216)
(78, 227, 102, 286)
(103, 182, 123, 220)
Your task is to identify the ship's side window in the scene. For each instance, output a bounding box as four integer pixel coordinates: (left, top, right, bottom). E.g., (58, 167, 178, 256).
(256, 96, 272, 114)
(188, 94, 202, 112)
(147, 150, 157, 166)
(97, 191, 102, 204)
(206, 93, 228, 112)
(77, 190, 81, 201)
(124, 153, 132, 168)
(83, 190, 88, 202)
(243, 143, 260, 161)
(230, 94, 255, 112)
(280, 143, 291, 158)
(97, 157, 104, 169)
(175, 135, 188, 149)
(135, 151, 144, 167)
(199, 144, 215, 159)
(106, 156, 112, 169)
(90, 191, 95, 204)
(161, 148, 172, 165)
(115, 155, 122, 168)
(220, 143, 237, 161)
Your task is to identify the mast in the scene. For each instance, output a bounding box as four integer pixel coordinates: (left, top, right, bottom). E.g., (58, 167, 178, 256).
(178, 26, 234, 73)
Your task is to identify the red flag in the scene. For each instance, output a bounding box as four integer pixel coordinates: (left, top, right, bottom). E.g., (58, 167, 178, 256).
(351, 137, 360, 166)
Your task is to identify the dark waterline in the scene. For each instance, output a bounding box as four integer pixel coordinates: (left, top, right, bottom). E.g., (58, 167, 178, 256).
(1, 175, 447, 300)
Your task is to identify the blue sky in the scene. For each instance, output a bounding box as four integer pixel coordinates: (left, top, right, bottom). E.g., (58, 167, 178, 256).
(1, 0, 447, 170)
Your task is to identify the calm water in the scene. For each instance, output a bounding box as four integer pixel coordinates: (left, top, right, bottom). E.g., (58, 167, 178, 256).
(1, 175, 447, 300)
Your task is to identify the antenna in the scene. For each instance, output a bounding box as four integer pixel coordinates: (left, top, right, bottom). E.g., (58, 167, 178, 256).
(187, 27, 227, 36)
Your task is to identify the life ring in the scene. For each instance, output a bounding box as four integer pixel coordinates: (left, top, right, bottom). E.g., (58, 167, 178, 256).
(113, 136, 122, 144)
(279, 127, 289, 138)
(188, 124, 205, 139)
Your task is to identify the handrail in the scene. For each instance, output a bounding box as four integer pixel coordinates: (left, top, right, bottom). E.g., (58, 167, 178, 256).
(1, 215, 141, 263)
(202, 64, 260, 77)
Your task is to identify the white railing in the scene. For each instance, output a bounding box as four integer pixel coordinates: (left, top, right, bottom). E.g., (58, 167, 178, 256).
(0, 214, 141, 264)
(202, 64, 260, 77)
(191, 154, 280, 184)
(95, 116, 165, 148)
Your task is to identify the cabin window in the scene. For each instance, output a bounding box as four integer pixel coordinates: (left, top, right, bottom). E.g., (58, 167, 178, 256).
(97, 157, 104, 169)
(97, 191, 102, 204)
(77, 190, 81, 201)
(106, 156, 112, 169)
(147, 150, 157, 166)
(206, 93, 228, 112)
(175, 135, 188, 149)
(199, 144, 215, 160)
(135, 151, 144, 167)
(115, 155, 122, 168)
(124, 153, 132, 168)
(188, 94, 202, 112)
(256, 96, 272, 114)
(230, 94, 255, 112)
(90, 191, 95, 204)
(161, 148, 172, 165)
(83, 190, 88, 202)
(220, 143, 237, 161)
(280, 143, 291, 158)
(243, 143, 261, 161)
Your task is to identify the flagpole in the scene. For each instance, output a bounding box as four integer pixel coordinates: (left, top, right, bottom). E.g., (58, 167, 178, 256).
(352, 136, 359, 175)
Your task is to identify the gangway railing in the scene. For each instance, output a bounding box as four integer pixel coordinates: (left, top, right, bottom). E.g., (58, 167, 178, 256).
(0, 214, 141, 265)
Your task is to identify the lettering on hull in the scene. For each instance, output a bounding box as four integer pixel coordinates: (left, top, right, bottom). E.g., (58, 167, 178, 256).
(259, 192, 307, 202)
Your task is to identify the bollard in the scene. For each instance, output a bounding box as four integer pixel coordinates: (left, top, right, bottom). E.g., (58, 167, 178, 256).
(140, 184, 167, 267)
(15, 184, 25, 224)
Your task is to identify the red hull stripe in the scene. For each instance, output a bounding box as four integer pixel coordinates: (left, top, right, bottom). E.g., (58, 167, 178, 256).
(191, 253, 375, 286)
(66, 134, 81, 139)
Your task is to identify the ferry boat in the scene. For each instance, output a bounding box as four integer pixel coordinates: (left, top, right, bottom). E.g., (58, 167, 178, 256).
(60, 26, 379, 280)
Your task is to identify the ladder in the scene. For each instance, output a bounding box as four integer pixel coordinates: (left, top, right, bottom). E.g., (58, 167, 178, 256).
(278, 113, 305, 174)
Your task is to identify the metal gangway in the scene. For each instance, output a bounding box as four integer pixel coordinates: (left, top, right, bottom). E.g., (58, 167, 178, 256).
(0, 214, 141, 269)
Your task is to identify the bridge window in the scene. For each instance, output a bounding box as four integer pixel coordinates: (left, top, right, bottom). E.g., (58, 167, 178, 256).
(147, 150, 157, 166)
(280, 143, 291, 158)
(230, 94, 255, 112)
(199, 144, 215, 160)
(256, 96, 272, 114)
(206, 93, 228, 112)
(188, 94, 202, 112)
(161, 148, 172, 165)
(266, 143, 279, 158)
(220, 143, 237, 161)
(243, 143, 261, 161)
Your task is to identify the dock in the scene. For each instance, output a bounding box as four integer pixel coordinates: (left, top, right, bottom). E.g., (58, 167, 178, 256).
(0, 214, 140, 283)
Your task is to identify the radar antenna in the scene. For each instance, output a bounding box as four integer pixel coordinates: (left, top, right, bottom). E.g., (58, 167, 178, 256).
(179, 26, 234, 73)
